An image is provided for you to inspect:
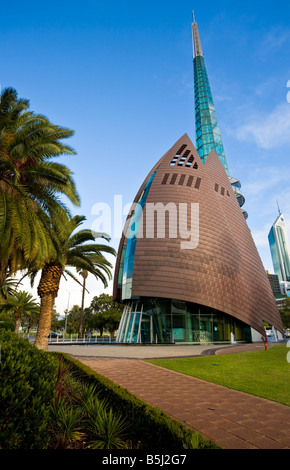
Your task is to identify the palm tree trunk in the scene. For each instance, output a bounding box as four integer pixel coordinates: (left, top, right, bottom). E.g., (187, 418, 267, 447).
(14, 313, 21, 334)
(0, 261, 8, 285)
(35, 262, 63, 351)
(34, 294, 55, 350)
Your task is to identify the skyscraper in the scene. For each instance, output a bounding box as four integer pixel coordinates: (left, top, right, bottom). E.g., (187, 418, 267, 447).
(192, 12, 247, 219)
(268, 211, 290, 284)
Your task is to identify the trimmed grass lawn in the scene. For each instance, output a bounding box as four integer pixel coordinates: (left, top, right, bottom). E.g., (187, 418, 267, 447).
(147, 344, 290, 406)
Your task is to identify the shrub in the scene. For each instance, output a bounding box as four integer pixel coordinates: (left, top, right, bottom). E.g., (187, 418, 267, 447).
(0, 331, 58, 449)
(0, 313, 15, 331)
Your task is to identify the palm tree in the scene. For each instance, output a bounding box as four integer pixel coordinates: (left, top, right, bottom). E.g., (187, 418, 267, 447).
(34, 216, 115, 350)
(0, 87, 80, 282)
(1, 290, 40, 334)
(0, 275, 20, 302)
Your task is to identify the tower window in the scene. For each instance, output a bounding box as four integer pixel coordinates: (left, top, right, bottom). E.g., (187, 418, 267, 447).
(187, 176, 194, 187)
(170, 144, 187, 166)
(160, 173, 201, 190)
(170, 156, 179, 166)
(178, 174, 186, 185)
(161, 174, 170, 185)
(195, 177, 201, 190)
(170, 174, 177, 185)
(185, 155, 194, 167)
(176, 144, 187, 155)
(178, 150, 191, 166)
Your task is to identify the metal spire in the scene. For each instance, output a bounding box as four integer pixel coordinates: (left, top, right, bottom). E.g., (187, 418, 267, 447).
(192, 10, 203, 58)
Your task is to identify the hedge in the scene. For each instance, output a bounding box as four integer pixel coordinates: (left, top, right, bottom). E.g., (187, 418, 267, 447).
(0, 331, 58, 449)
(52, 352, 220, 449)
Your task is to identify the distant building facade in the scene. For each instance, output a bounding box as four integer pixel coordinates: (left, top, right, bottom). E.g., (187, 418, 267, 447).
(268, 212, 290, 298)
(267, 272, 282, 296)
(267, 272, 285, 310)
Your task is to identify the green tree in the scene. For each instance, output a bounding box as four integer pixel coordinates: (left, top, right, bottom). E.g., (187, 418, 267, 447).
(89, 294, 123, 315)
(66, 305, 82, 334)
(34, 216, 115, 350)
(88, 310, 108, 336)
(0, 290, 40, 333)
(88, 294, 123, 336)
(280, 296, 290, 329)
(0, 87, 80, 282)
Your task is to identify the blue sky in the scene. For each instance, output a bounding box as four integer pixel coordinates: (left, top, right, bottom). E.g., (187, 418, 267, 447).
(2, 0, 290, 313)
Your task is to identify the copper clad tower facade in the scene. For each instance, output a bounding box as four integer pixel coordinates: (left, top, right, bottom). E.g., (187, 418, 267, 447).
(113, 135, 283, 343)
(113, 15, 283, 344)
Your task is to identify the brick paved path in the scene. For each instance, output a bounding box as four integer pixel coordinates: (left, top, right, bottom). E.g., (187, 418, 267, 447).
(76, 356, 290, 450)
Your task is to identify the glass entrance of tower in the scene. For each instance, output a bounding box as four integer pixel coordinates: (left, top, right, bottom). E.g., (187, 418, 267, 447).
(116, 298, 251, 344)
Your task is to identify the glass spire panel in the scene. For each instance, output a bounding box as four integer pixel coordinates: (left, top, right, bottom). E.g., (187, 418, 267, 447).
(192, 11, 247, 218)
(194, 55, 229, 176)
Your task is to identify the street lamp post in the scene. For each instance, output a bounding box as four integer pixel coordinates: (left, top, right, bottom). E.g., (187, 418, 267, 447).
(64, 289, 81, 338)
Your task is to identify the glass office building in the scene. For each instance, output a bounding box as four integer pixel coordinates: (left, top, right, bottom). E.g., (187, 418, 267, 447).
(268, 213, 290, 283)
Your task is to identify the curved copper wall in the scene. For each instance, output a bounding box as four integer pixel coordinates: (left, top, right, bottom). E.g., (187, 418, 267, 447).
(113, 134, 283, 336)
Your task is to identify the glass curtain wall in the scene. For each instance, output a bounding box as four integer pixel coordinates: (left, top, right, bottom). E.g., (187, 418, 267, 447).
(116, 298, 251, 344)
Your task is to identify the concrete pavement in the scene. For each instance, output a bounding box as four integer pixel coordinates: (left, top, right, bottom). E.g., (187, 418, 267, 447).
(48, 341, 274, 359)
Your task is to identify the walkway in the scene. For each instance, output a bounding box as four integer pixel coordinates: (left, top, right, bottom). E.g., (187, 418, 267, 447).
(49, 342, 290, 449)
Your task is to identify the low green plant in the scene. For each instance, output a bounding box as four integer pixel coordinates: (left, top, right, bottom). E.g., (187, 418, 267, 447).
(88, 408, 129, 449)
(49, 397, 85, 449)
(47, 361, 130, 449)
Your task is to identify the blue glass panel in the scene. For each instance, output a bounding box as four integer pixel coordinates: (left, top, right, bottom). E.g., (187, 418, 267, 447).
(121, 172, 156, 300)
(197, 137, 203, 148)
(268, 228, 283, 282)
(215, 144, 224, 154)
(204, 133, 214, 144)
(277, 227, 290, 280)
